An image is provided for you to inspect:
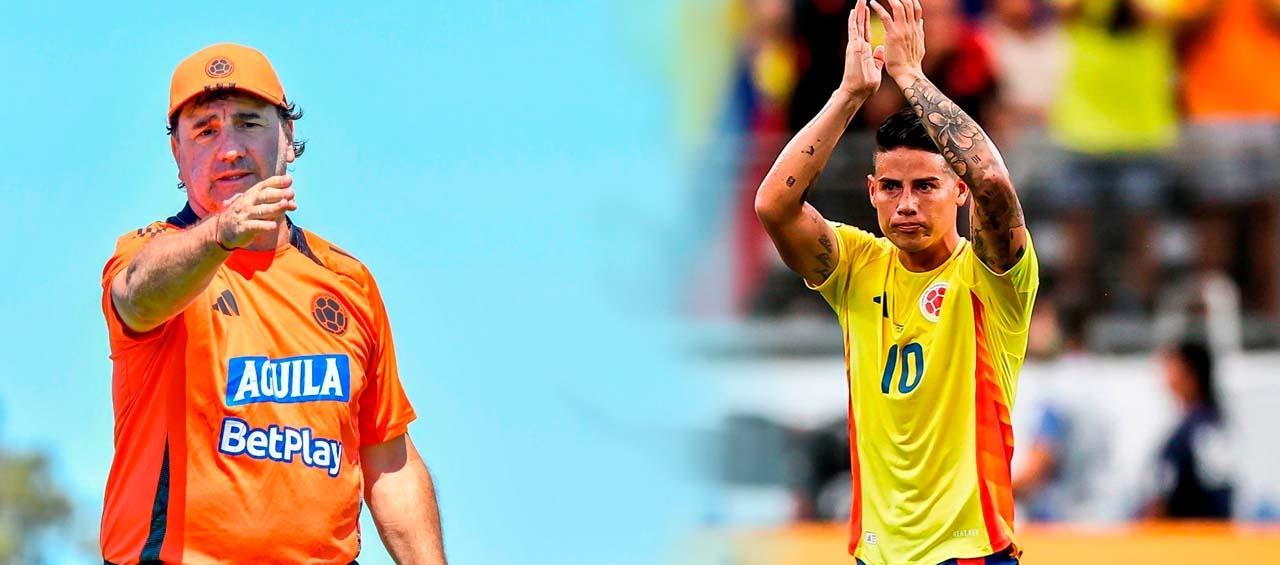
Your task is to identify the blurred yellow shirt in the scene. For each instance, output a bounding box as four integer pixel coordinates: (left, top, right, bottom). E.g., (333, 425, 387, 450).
(810, 223, 1039, 565)
(1049, 0, 1178, 152)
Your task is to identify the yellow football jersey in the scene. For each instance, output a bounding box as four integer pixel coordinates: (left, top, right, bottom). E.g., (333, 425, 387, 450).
(809, 222, 1039, 565)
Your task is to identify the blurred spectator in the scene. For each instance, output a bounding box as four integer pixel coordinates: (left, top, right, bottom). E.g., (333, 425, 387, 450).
(1012, 400, 1072, 521)
(1174, 0, 1280, 318)
(918, 0, 1002, 123)
(1011, 298, 1111, 522)
(983, 0, 1067, 197)
(1012, 299, 1074, 521)
(788, 0, 856, 133)
(729, 0, 800, 311)
(1047, 0, 1179, 315)
(963, 0, 994, 18)
(801, 418, 852, 522)
(1143, 341, 1235, 519)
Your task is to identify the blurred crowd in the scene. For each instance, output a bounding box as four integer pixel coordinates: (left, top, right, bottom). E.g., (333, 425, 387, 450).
(722, 0, 1280, 351)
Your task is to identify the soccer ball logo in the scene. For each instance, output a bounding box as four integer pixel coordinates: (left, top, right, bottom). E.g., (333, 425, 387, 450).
(919, 282, 948, 322)
(312, 294, 349, 336)
(205, 57, 234, 78)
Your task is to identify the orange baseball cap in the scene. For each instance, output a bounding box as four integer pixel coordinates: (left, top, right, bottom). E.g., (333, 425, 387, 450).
(169, 43, 287, 121)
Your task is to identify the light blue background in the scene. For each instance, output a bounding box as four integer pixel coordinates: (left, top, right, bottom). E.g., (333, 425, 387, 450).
(0, 2, 711, 563)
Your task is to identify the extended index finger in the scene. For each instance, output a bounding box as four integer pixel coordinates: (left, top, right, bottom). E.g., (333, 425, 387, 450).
(253, 174, 292, 191)
(241, 174, 293, 203)
(251, 186, 296, 205)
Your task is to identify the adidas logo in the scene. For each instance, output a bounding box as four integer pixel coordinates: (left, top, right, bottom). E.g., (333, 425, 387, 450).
(213, 290, 240, 316)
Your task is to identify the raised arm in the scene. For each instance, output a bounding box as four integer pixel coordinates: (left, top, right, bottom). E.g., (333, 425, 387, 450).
(871, 0, 1027, 273)
(110, 176, 295, 333)
(755, 2, 885, 286)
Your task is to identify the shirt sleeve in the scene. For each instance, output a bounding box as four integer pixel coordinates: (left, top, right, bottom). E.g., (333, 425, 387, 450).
(806, 222, 880, 310)
(968, 232, 1040, 406)
(101, 224, 179, 350)
(970, 230, 1040, 335)
(357, 272, 417, 446)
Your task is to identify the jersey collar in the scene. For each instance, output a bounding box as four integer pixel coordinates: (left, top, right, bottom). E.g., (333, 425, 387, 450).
(164, 202, 321, 267)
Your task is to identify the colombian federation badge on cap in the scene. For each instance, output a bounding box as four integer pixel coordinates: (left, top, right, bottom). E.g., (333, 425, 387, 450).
(920, 282, 948, 322)
(169, 43, 287, 120)
(205, 57, 234, 78)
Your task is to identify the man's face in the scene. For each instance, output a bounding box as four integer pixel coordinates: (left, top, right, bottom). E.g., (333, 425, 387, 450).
(867, 148, 967, 253)
(171, 93, 295, 217)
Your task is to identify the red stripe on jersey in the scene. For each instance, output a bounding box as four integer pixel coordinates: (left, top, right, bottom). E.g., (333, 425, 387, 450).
(971, 292, 1015, 553)
(844, 326, 864, 555)
(846, 389, 863, 555)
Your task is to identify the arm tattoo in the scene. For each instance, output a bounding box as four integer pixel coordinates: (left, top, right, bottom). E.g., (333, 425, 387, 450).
(815, 232, 835, 280)
(902, 76, 1026, 271)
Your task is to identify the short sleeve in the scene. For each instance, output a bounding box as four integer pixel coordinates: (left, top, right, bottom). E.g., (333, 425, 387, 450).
(970, 231, 1040, 333)
(357, 273, 417, 446)
(806, 222, 880, 309)
(101, 224, 179, 349)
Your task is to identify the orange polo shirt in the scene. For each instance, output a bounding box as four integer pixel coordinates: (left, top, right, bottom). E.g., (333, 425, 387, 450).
(100, 205, 416, 564)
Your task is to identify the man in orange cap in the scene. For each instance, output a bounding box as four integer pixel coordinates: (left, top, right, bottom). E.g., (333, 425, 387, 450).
(99, 43, 447, 564)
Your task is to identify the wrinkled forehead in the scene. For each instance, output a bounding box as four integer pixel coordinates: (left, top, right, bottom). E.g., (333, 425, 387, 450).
(177, 92, 276, 127)
(872, 148, 956, 181)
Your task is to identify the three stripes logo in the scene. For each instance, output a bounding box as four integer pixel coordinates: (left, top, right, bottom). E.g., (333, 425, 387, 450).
(213, 290, 240, 316)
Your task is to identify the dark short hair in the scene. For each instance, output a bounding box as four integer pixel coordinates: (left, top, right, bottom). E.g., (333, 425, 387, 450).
(1171, 340, 1223, 419)
(875, 107, 939, 155)
(166, 89, 306, 158)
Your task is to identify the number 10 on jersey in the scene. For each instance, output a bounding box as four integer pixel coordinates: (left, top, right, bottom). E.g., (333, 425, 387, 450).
(881, 342, 925, 395)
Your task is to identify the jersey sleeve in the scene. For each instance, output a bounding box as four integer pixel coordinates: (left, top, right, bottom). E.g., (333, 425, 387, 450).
(357, 272, 417, 446)
(969, 232, 1040, 404)
(970, 231, 1040, 334)
(101, 224, 180, 350)
(807, 222, 880, 309)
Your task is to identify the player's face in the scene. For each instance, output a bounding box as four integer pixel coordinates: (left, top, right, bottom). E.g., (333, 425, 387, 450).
(171, 94, 295, 217)
(867, 148, 968, 253)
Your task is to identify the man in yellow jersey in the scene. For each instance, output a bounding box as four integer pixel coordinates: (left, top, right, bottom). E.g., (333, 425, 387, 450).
(755, 1, 1037, 564)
